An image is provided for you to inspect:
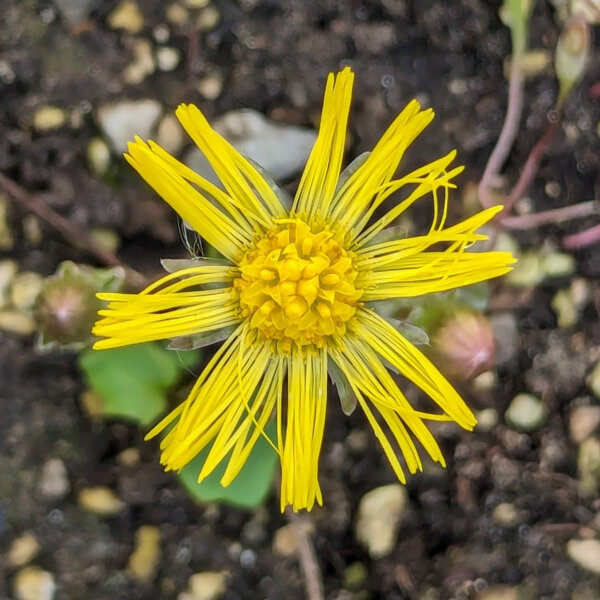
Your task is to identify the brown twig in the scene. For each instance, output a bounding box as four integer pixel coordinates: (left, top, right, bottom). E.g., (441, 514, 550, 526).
(286, 509, 324, 600)
(0, 171, 148, 288)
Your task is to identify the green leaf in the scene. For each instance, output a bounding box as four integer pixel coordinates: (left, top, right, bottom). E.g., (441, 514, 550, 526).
(178, 423, 279, 509)
(79, 343, 201, 425)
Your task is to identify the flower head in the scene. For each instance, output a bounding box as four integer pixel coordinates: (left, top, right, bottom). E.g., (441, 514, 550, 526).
(92, 68, 515, 511)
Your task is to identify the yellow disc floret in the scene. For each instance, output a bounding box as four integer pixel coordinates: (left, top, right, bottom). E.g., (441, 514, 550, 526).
(235, 219, 363, 352)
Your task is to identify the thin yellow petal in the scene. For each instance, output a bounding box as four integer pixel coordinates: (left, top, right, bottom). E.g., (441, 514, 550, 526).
(93, 266, 239, 349)
(355, 308, 477, 429)
(329, 101, 435, 234)
(292, 67, 354, 220)
(126, 138, 249, 261)
(175, 104, 286, 221)
(280, 349, 328, 512)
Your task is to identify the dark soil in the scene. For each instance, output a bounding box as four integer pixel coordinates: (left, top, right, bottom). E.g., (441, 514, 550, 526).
(1, 1, 600, 599)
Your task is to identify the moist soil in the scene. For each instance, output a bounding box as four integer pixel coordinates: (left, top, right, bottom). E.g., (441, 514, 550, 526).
(1, 1, 600, 599)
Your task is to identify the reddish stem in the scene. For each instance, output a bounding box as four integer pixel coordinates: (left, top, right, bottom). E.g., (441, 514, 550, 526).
(501, 200, 597, 230)
(562, 223, 600, 249)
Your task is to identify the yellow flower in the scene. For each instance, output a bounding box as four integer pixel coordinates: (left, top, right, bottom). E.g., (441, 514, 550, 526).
(92, 68, 515, 511)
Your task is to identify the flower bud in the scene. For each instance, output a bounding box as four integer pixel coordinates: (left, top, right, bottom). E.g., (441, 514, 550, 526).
(430, 309, 495, 381)
(34, 265, 103, 348)
(555, 13, 590, 105)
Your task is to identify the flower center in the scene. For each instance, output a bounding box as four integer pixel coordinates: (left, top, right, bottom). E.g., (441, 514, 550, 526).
(234, 219, 362, 352)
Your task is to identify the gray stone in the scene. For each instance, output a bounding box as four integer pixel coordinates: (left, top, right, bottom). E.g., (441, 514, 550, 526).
(185, 109, 316, 184)
(38, 459, 70, 499)
(97, 100, 162, 153)
(567, 538, 600, 574)
(505, 393, 548, 433)
(355, 484, 408, 558)
(179, 572, 226, 600)
(569, 405, 600, 444)
(13, 567, 56, 600)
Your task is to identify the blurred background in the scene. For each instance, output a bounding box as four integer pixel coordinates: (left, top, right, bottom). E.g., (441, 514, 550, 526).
(1, 1, 600, 599)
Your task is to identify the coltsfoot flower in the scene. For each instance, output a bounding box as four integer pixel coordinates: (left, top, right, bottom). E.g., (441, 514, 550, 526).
(92, 68, 515, 511)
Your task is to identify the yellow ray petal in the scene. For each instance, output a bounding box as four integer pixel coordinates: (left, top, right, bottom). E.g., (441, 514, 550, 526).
(356, 205, 515, 299)
(292, 67, 354, 221)
(352, 156, 464, 248)
(175, 104, 286, 222)
(126, 138, 250, 261)
(152, 327, 274, 476)
(355, 308, 477, 429)
(280, 348, 328, 512)
(329, 100, 435, 234)
(93, 266, 240, 349)
(330, 337, 450, 477)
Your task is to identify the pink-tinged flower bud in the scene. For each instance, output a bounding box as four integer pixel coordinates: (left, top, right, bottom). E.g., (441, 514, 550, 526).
(34, 272, 101, 347)
(431, 310, 495, 381)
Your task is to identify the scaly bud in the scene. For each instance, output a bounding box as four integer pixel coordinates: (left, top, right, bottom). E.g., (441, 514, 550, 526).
(430, 309, 495, 381)
(555, 13, 590, 106)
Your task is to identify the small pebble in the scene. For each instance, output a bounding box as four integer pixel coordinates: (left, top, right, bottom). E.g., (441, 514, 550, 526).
(108, 0, 144, 33)
(196, 6, 220, 31)
(78, 486, 125, 515)
(567, 538, 600, 574)
(128, 525, 161, 582)
(87, 138, 112, 176)
(123, 38, 155, 84)
(476, 408, 499, 432)
(179, 572, 226, 600)
(38, 459, 70, 500)
(505, 393, 548, 433)
(89, 228, 121, 254)
(578, 436, 600, 498)
(569, 405, 600, 444)
(32, 106, 67, 132)
(196, 73, 223, 100)
(8, 533, 40, 568)
(472, 370, 497, 392)
(11, 272, 43, 310)
(117, 447, 141, 467)
(0, 310, 35, 334)
(343, 562, 368, 589)
(474, 586, 520, 600)
(97, 99, 162, 153)
(272, 524, 298, 557)
(156, 46, 181, 72)
(540, 251, 575, 278)
(13, 566, 56, 600)
(491, 502, 520, 528)
(355, 484, 407, 558)
(506, 251, 543, 287)
(166, 3, 190, 25)
(79, 390, 105, 419)
(551, 287, 578, 328)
